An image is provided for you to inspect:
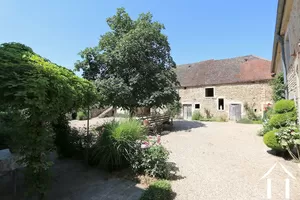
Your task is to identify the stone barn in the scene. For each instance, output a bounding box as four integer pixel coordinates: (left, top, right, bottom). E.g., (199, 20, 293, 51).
(176, 55, 273, 120)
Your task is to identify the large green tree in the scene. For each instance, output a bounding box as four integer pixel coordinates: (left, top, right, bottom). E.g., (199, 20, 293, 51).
(75, 8, 180, 114)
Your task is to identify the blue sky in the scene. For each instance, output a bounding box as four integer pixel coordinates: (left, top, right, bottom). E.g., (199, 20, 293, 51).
(1, 0, 277, 73)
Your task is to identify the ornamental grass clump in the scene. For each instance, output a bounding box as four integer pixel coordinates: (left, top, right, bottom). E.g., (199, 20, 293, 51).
(91, 119, 172, 178)
(112, 119, 146, 141)
(90, 120, 146, 170)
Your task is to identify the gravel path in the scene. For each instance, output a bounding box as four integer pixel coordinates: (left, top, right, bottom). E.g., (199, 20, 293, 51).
(70, 117, 120, 129)
(162, 121, 300, 200)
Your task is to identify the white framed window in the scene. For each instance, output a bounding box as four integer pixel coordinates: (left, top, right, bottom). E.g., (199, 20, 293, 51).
(218, 98, 224, 111)
(205, 87, 215, 97)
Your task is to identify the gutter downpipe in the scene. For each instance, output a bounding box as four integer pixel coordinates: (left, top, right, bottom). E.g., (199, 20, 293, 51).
(276, 34, 289, 99)
(272, 0, 288, 99)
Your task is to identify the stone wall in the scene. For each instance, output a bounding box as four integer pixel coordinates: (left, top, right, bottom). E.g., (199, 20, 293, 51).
(287, 0, 300, 58)
(287, 65, 298, 99)
(178, 81, 272, 119)
(285, 0, 300, 113)
(272, 0, 300, 117)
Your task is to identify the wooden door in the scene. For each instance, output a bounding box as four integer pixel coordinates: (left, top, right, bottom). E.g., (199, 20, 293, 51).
(183, 104, 192, 120)
(229, 104, 241, 121)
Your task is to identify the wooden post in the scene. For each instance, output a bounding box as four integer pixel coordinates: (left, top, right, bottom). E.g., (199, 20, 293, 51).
(86, 106, 90, 167)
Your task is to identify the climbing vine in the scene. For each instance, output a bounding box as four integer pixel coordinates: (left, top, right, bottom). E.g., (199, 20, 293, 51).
(0, 42, 97, 197)
(270, 72, 286, 102)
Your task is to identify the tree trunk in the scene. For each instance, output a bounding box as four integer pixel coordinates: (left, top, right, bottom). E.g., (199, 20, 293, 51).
(129, 107, 135, 118)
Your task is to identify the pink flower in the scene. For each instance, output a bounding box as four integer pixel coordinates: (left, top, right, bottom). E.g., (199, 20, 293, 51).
(157, 136, 161, 143)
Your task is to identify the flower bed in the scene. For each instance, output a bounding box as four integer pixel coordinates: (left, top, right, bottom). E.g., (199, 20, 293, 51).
(140, 135, 161, 149)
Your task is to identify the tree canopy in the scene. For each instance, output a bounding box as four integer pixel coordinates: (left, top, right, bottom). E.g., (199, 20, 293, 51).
(0, 42, 97, 113)
(75, 8, 180, 112)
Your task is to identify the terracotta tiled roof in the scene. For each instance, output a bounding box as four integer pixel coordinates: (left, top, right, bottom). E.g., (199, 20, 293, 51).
(176, 55, 272, 87)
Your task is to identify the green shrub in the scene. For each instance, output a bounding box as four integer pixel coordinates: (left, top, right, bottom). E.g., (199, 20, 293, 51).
(237, 118, 262, 124)
(276, 125, 300, 161)
(263, 106, 273, 120)
(269, 111, 297, 128)
(129, 144, 170, 179)
(258, 121, 273, 136)
(274, 100, 295, 114)
(192, 110, 202, 120)
(263, 129, 284, 151)
(208, 115, 228, 122)
(0, 110, 25, 151)
(252, 120, 263, 124)
(53, 115, 84, 158)
(237, 118, 253, 124)
(77, 111, 87, 120)
(270, 72, 285, 102)
(0, 111, 11, 150)
(140, 180, 172, 200)
(165, 100, 181, 118)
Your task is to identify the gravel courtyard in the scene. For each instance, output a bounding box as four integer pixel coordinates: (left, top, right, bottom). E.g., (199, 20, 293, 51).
(2, 119, 300, 199)
(163, 121, 300, 200)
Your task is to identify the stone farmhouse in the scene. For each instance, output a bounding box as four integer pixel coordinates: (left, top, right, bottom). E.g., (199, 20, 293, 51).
(176, 55, 273, 120)
(271, 0, 300, 117)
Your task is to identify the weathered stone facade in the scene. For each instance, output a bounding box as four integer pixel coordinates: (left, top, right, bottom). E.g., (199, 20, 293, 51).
(272, 0, 300, 116)
(178, 81, 272, 119)
(284, 0, 300, 100)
